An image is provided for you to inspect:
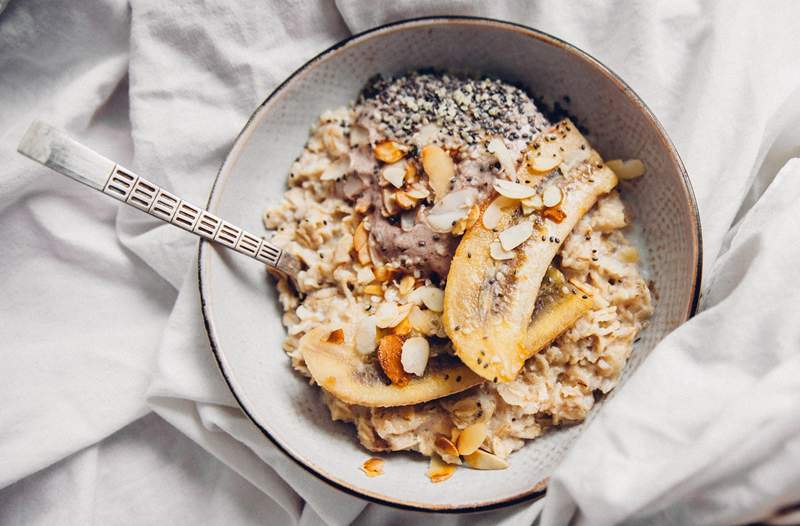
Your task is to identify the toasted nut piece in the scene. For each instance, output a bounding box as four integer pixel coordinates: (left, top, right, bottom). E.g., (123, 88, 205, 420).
(363, 284, 383, 296)
(405, 183, 430, 200)
(356, 266, 376, 285)
(355, 317, 377, 355)
(499, 221, 533, 251)
(494, 179, 536, 199)
(542, 207, 566, 223)
(400, 336, 430, 376)
(392, 316, 413, 336)
(483, 196, 517, 230)
(434, 435, 460, 458)
(407, 286, 444, 312)
(377, 334, 411, 386)
(542, 185, 563, 207)
(395, 191, 417, 209)
(361, 457, 384, 477)
(357, 244, 371, 265)
(421, 144, 455, 200)
(374, 140, 408, 163)
(606, 159, 646, 180)
(326, 328, 345, 344)
(489, 241, 514, 261)
(374, 302, 412, 329)
(527, 139, 563, 173)
(463, 449, 508, 470)
(353, 221, 368, 252)
(427, 454, 457, 483)
(398, 275, 416, 296)
(450, 427, 461, 444)
(457, 421, 488, 455)
(487, 137, 516, 176)
(382, 160, 407, 188)
(373, 266, 393, 282)
(405, 162, 418, 183)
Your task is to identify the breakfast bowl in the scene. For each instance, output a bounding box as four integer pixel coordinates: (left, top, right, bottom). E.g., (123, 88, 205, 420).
(198, 16, 701, 512)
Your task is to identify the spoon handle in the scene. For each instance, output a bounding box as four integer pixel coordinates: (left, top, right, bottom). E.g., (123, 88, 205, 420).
(17, 121, 297, 277)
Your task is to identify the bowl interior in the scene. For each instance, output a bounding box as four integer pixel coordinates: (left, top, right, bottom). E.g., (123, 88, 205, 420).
(199, 18, 699, 511)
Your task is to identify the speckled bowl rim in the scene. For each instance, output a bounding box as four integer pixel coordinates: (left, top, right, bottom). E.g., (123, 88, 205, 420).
(198, 15, 703, 513)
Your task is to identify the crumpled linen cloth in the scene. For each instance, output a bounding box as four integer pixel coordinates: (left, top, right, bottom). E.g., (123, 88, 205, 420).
(1, 1, 799, 524)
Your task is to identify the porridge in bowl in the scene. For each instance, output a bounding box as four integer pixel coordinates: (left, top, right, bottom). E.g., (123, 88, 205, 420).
(263, 72, 652, 480)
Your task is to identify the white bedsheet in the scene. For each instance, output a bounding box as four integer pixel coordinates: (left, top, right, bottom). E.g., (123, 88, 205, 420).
(1, 1, 799, 524)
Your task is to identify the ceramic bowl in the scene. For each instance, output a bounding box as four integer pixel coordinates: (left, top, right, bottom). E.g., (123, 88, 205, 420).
(198, 16, 701, 512)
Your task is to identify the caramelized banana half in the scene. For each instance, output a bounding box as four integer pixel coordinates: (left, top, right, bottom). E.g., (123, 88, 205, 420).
(443, 120, 616, 382)
(299, 326, 483, 407)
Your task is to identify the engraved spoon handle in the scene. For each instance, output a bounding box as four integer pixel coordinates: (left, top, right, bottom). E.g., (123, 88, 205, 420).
(17, 121, 298, 279)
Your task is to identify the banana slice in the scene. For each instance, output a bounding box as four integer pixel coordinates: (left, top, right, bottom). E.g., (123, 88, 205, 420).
(299, 326, 483, 407)
(523, 267, 593, 356)
(443, 120, 617, 382)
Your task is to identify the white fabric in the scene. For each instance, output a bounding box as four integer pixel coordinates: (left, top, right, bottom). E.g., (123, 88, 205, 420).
(1, 1, 799, 524)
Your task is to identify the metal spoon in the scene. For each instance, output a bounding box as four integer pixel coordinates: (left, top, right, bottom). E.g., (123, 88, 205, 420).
(17, 121, 301, 286)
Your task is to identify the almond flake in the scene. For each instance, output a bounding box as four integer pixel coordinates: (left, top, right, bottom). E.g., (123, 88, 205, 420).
(320, 157, 350, 181)
(493, 179, 536, 199)
(463, 449, 508, 470)
(360, 457, 384, 477)
(434, 435, 460, 458)
(349, 126, 369, 147)
(606, 159, 646, 180)
(408, 305, 440, 336)
(457, 421, 488, 455)
(407, 286, 444, 312)
(374, 302, 401, 328)
(490, 241, 514, 260)
(542, 185, 563, 207)
(354, 317, 377, 355)
(374, 140, 407, 164)
(395, 190, 417, 209)
(521, 194, 544, 210)
(405, 185, 430, 199)
(421, 144, 455, 200)
(353, 221, 368, 252)
(363, 284, 383, 296)
(487, 137, 516, 176)
(482, 195, 517, 230)
(382, 160, 407, 188)
(499, 222, 533, 251)
(528, 145, 562, 173)
(356, 266, 375, 284)
(398, 275, 416, 296)
(427, 454, 457, 483)
(401, 336, 429, 376)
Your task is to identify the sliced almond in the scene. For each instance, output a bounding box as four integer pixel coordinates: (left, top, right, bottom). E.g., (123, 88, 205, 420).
(482, 195, 517, 230)
(456, 421, 488, 455)
(434, 435, 460, 458)
(493, 179, 536, 200)
(357, 244, 371, 265)
(354, 317, 377, 355)
(542, 185, 563, 207)
(377, 334, 410, 386)
(404, 162, 418, 183)
(463, 449, 508, 470)
(374, 302, 400, 328)
(499, 221, 533, 251)
(325, 328, 345, 345)
(521, 194, 544, 210)
(395, 191, 417, 209)
(356, 266, 376, 285)
(450, 427, 461, 444)
(427, 209, 465, 233)
(528, 145, 562, 173)
(363, 284, 383, 296)
(374, 140, 407, 164)
(487, 137, 516, 176)
(421, 144, 455, 200)
(405, 184, 430, 200)
(382, 160, 407, 188)
(360, 457, 384, 477)
(353, 221, 368, 252)
(401, 336, 430, 376)
(606, 159, 646, 180)
(373, 266, 393, 282)
(407, 286, 444, 312)
(489, 241, 515, 261)
(398, 275, 416, 296)
(427, 454, 457, 483)
(349, 126, 369, 147)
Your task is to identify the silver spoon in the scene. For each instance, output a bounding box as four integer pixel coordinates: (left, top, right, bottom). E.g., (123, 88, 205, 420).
(17, 121, 301, 286)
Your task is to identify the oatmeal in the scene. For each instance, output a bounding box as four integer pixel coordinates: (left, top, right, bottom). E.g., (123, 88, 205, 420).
(263, 71, 652, 472)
